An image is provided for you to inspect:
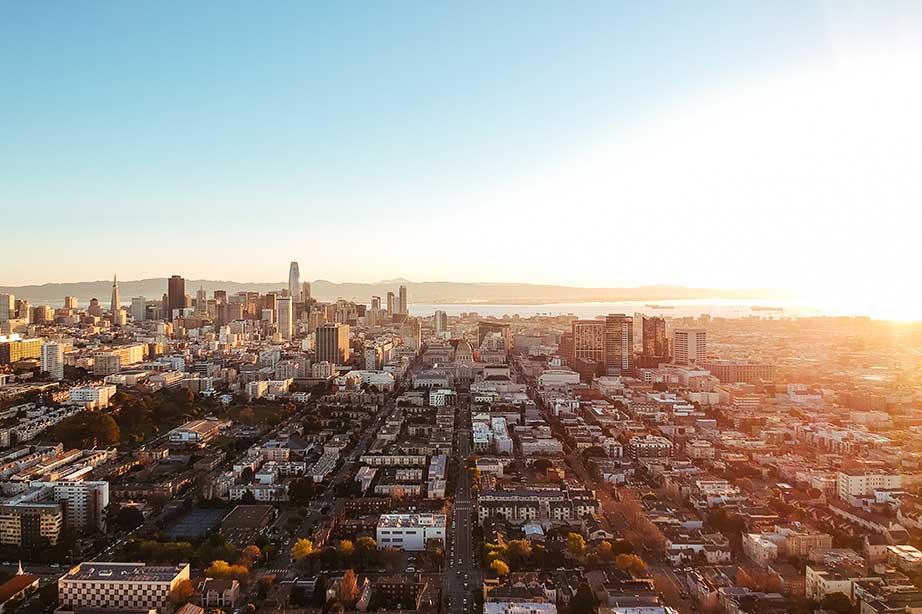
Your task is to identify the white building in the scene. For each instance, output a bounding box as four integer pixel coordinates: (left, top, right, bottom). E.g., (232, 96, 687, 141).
(376, 513, 446, 551)
(673, 329, 706, 365)
(69, 384, 117, 409)
(44, 481, 109, 532)
(41, 342, 65, 381)
(837, 470, 902, 499)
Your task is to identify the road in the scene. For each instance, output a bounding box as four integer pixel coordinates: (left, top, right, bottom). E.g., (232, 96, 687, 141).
(444, 396, 478, 614)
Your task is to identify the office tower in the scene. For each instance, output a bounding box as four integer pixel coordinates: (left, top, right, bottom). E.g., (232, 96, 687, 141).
(434, 310, 448, 334)
(673, 328, 706, 365)
(316, 323, 350, 364)
(368, 296, 382, 326)
(288, 261, 300, 300)
(130, 297, 147, 321)
(17, 300, 31, 324)
(386, 292, 395, 316)
(642, 316, 667, 359)
(0, 294, 14, 322)
(32, 305, 54, 324)
(571, 320, 605, 364)
(398, 285, 408, 315)
(604, 313, 633, 374)
(110, 274, 120, 313)
(64, 296, 78, 310)
(277, 296, 293, 340)
(41, 342, 65, 380)
(167, 275, 185, 315)
(87, 298, 103, 317)
(301, 281, 311, 303)
(214, 289, 227, 304)
(195, 286, 208, 315)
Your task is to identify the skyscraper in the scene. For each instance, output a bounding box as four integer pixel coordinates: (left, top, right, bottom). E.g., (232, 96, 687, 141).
(64, 296, 78, 310)
(604, 313, 633, 374)
(641, 316, 667, 362)
(571, 320, 606, 365)
(288, 261, 300, 300)
(110, 274, 120, 314)
(316, 323, 350, 364)
(398, 285, 408, 315)
(130, 297, 147, 322)
(277, 296, 293, 340)
(0, 294, 15, 322)
(301, 281, 311, 303)
(673, 329, 706, 365)
(167, 275, 185, 316)
(386, 292, 395, 316)
(434, 310, 448, 334)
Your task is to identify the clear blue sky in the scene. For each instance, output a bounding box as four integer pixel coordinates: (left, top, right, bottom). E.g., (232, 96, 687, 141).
(3, 2, 921, 310)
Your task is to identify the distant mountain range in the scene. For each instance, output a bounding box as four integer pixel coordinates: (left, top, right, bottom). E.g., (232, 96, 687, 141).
(0, 278, 786, 307)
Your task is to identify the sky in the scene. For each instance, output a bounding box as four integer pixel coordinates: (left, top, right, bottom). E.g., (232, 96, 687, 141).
(3, 2, 921, 314)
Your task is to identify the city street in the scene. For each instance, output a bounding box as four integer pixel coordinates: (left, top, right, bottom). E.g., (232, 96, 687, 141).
(444, 397, 477, 614)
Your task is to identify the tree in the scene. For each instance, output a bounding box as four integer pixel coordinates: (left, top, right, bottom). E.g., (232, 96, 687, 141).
(566, 532, 587, 561)
(207, 560, 231, 576)
(241, 467, 255, 482)
(313, 574, 330, 607)
(338, 539, 355, 562)
(168, 579, 195, 605)
(292, 538, 316, 561)
(614, 553, 647, 574)
(288, 478, 316, 506)
(241, 545, 261, 568)
(507, 539, 532, 568)
(240, 490, 257, 504)
(340, 569, 359, 606)
(571, 582, 597, 614)
(490, 560, 510, 576)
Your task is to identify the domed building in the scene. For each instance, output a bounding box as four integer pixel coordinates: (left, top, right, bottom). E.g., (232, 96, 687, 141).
(453, 339, 474, 364)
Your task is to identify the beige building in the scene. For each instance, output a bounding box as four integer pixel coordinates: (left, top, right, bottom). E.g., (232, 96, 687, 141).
(58, 562, 190, 612)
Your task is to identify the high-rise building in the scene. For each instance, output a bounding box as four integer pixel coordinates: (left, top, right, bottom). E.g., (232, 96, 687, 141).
(214, 289, 227, 304)
(131, 296, 147, 321)
(32, 305, 53, 324)
(41, 342, 65, 380)
(571, 320, 605, 364)
(288, 261, 300, 300)
(167, 275, 185, 316)
(477, 321, 511, 351)
(604, 313, 633, 374)
(87, 298, 103, 317)
(195, 286, 208, 316)
(0, 294, 14, 322)
(641, 316, 668, 364)
(434, 310, 448, 334)
(301, 281, 311, 303)
(16, 300, 31, 324)
(277, 296, 293, 340)
(398, 285, 408, 315)
(109, 274, 120, 313)
(316, 323, 350, 365)
(673, 328, 706, 365)
(63, 296, 78, 310)
(386, 292, 395, 316)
